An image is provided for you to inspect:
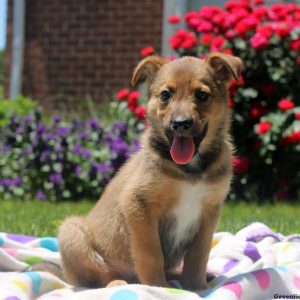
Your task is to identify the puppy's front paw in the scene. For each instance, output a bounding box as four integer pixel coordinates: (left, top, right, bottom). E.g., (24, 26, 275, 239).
(106, 280, 128, 288)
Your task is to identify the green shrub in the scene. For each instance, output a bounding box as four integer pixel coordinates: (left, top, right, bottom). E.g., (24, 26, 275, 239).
(0, 96, 37, 127)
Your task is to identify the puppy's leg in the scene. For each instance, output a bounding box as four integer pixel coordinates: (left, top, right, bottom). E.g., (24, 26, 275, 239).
(58, 216, 122, 287)
(181, 204, 221, 291)
(125, 207, 169, 287)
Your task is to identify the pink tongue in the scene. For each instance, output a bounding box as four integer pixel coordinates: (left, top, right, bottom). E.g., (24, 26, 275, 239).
(170, 136, 195, 165)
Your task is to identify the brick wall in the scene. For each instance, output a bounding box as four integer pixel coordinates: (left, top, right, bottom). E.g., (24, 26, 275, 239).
(5, 0, 163, 109)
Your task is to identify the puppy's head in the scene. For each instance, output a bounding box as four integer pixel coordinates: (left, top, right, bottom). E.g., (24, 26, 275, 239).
(132, 53, 243, 165)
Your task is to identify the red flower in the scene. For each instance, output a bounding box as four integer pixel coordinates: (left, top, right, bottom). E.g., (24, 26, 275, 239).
(225, 30, 235, 39)
(199, 6, 222, 20)
(290, 40, 300, 51)
(253, 6, 268, 20)
(278, 98, 295, 111)
(184, 11, 199, 23)
(196, 20, 213, 33)
(244, 15, 260, 28)
(210, 36, 225, 51)
(295, 112, 300, 120)
(250, 103, 265, 119)
(250, 32, 269, 49)
(257, 121, 271, 134)
(222, 48, 233, 55)
(169, 30, 197, 50)
(201, 34, 213, 45)
(260, 82, 275, 95)
(232, 156, 250, 174)
(182, 36, 197, 49)
(257, 25, 273, 39)
(140, 46, 154, 57)
(228, 98, 235, 109)
(135, 106, 147, 120)
(225, 1, 250, 12)
(254, 0, 265, 5)
(116, 89, 130, 101)
(229, 76, 244, 96)
(234, 20, 251, 36)
(231, 8, 249, 22)
(274, 24, 289, 38)
(127, 91, 141, 111)
(168, 15, 181, 24)
(282, 132, 300, 145)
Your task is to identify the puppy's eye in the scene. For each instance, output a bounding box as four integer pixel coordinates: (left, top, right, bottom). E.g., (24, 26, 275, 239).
(195, 90, 209, 102)
(160, 90, 171, 102)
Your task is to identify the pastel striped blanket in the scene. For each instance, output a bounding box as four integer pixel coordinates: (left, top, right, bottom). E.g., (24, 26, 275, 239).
(1, 222, 300, 300)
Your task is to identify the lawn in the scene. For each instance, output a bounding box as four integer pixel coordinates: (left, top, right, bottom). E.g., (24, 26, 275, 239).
(0, 200, 299, 237)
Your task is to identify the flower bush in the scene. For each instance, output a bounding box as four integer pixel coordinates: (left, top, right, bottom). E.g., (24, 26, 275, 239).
(0, 109, 140, 202)
(2, 0, 300, 202)
(120, 0, 300, 200)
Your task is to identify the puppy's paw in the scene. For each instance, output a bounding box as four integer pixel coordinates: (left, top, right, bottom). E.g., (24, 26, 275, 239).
(106, 280, 128, 288)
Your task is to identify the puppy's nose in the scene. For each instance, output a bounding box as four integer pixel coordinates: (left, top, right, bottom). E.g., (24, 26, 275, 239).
(171, 118, 194, 132)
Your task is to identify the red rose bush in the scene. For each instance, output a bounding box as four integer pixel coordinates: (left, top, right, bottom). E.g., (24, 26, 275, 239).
(115, 0, 300, 200)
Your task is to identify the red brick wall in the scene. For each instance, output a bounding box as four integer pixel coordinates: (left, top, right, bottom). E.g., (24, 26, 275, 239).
(5, 0, 163, 109)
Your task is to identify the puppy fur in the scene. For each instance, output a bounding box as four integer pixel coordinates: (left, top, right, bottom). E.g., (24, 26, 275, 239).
(58, 53, 243, 290)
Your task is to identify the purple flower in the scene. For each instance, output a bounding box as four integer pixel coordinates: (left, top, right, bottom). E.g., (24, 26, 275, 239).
(95, 162, 111, 174)
(57, 127, 70, 137)
(79, 131, 90, 140)
(80, 148, 92, 159)
(0, 145, 11, 153)
(40, 150, 51, 161)
(72, 119, 83, 128)
(36, 123, 46, 135)
(1, 179, 12, 187)
(52, 115, 61, 124)
(23, 116, 33, 123)
(111, 154, 128, 171)
(87, 119, 100, 131)
(130, 138, 141, 154)
(44, 133, 54, 141)
(75, 166, 82, 175)
(72, 144, 81, 154)
(110, 122, 127, 136)
(10, 115, 18, 123)
(36, 191, 46, 200)
(54, 143, 63, 152)
(0, 178, 23, 187)
(13, 177, 23, 186)
(49, 172, 63, 185)
(109, 137, 129, 155)
(16, 127, 23, 134)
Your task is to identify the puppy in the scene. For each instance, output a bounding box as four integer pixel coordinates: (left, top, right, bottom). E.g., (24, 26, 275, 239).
(58, 52, 243, 290)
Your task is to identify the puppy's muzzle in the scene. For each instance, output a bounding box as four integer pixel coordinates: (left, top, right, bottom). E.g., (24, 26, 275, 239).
(170, 118, 194, 135)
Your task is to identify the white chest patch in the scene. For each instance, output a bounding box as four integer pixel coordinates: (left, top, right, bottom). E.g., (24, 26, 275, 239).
(170, 182, 206, 248)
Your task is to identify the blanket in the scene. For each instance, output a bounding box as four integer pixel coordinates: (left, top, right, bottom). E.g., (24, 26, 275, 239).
(1, 222, 300, 300)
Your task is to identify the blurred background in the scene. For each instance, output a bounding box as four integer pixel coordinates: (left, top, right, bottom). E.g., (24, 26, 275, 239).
(0, 0, 299, 204)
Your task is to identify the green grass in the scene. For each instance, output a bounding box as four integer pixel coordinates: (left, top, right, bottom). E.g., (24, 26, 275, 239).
(0, 200, 93, 236)
(0, 200, 299, 237)
(218, 202, 300, 234)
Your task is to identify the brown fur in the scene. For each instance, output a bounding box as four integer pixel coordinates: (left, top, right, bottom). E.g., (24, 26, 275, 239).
(58, 52, 243, 290)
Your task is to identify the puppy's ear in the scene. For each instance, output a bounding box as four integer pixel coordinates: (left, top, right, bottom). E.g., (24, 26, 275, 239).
(206, 52, 243, 83)
(132, 56, 167, 86)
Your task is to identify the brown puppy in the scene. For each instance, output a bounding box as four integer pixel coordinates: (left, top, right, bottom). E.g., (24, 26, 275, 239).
(58, 53, 243, 290)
